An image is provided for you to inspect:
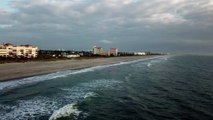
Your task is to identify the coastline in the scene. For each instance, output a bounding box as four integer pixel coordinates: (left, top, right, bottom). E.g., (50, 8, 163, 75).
(0, 56, 157, 82)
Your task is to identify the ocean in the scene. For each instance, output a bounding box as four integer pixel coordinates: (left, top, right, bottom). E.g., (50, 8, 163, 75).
(0, 55, 213, 120)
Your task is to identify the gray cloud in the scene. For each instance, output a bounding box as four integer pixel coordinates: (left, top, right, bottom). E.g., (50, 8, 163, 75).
(0, 0, 213, 54)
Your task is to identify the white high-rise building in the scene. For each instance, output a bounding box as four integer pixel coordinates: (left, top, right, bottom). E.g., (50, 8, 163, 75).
(109, 48, 118, 56)
(92, 46, 105, 55)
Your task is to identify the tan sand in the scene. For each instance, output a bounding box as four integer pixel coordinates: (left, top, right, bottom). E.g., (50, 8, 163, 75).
(0, 56, 154, 82)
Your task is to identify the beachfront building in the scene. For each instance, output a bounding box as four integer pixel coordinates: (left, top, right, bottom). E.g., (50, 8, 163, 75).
(92, 46, 105, 55)
(0, 43, 38, 58)
(134, 52, 147, 56)
(64, 54, 80, 58)
(0, 45, 7, 57)
(108, 48, 118, 56)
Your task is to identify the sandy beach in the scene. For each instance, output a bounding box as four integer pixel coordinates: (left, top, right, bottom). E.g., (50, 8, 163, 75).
(0, 56, 155, 82)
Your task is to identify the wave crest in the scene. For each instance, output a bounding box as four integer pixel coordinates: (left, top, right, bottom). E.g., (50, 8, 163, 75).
(49, 103, 81, 120)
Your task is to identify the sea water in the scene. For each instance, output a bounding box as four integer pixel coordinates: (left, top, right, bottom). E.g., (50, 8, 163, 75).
(0, 55, 213, 120)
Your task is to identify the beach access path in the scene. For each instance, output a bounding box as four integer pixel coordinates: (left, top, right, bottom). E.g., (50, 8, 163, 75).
(0, 56, 154, 82)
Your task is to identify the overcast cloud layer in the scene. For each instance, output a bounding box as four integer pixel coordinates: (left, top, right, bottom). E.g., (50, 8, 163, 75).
(0, 0, 213, 54)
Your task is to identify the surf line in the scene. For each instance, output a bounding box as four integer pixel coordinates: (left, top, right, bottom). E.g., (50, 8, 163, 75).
(0, 56, 165, 91)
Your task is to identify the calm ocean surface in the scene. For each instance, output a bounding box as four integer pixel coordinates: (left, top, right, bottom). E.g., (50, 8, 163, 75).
(0, 55, 213, 120)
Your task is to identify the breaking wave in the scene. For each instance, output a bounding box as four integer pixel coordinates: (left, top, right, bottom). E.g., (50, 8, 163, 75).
(84, 92, 98, 99)
(0, 96, 58, 120)
(49, 103, 81, 120)
(0, 78, 122, 120)
(146, 56, 169, 68)
(147, 63, 152, 67)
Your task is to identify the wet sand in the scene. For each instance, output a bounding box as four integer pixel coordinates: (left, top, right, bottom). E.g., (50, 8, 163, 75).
(0, 56, 154, 82)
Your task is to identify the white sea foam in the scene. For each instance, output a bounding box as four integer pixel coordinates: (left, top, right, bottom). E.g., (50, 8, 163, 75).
(147, 63, 152, 67)
(0, 70, 73, 91)
(84, 92, 98, 99)
(0, 96, 58, 120)
(48, 79, 127, 120)
(80, 79, 122, 89)
(59, 78, 121, 101)
(0, 77, 124, 120)
(146, 60, 159, 68)
(0, 56, 163, 91)
(49, 103, 81, 120)
(60, 79, 121, 101)
(59, 86, 90, 101)
(0, 90, 94, 120)
(48, 92, 98, 120)
(0, 88, 91, 120)
(146, 56, 170, 68)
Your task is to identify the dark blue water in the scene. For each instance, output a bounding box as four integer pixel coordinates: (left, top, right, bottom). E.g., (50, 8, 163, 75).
(0, 55, 213, 120)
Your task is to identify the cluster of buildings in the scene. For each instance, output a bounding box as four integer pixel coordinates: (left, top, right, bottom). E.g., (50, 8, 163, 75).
(0, 43, 151, 59)
(92, 46, 149, 56)
(92, 46, 118, 56)
(0, 43, 38, 58)
(42, 46, 119, 58)
(134, 52, 147, 56)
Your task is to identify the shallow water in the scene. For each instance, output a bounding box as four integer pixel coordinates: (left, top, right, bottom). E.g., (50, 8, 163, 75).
(0, 55, 213, 120)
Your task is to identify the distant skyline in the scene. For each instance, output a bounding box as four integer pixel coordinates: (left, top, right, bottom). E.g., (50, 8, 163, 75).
(0, 0, 213, 54)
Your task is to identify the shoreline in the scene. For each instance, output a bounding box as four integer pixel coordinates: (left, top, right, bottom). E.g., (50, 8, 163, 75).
(0, 56, 158, 82)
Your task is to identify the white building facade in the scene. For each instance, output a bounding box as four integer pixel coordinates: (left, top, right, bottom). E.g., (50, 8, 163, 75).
(134, 52, 147, 56)
(92, 46, 105, 55)
(0, 43, 38, 58)
(66, 54, 80, 58)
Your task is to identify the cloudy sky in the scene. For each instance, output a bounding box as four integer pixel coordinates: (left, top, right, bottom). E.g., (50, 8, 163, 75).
(0, 0, 213, 54)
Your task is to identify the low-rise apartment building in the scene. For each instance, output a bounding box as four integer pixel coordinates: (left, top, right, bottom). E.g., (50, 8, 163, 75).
(0, 43, 38, 58)
(134, 52, 147, 56)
